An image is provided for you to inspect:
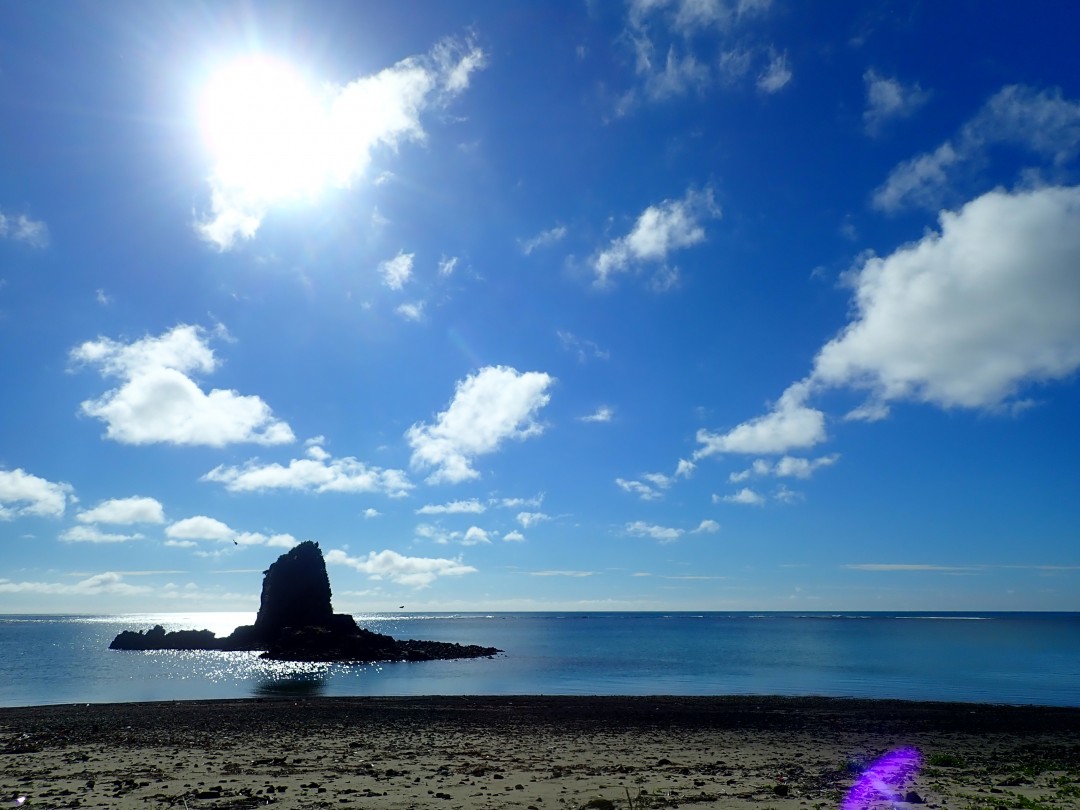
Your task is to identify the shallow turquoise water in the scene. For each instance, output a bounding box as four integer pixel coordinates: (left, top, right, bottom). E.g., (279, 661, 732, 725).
(1, 611, 1078, 707)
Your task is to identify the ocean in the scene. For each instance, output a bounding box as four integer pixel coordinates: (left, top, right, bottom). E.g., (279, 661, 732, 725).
(1, 612, 1078, 708)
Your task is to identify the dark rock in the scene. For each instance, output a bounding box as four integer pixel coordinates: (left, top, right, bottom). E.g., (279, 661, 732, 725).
(109, 541, 500, 663)
(905, 791, 924, 803)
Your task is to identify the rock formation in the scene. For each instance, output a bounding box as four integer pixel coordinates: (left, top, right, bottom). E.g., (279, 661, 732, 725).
(110, 541, 500, 663)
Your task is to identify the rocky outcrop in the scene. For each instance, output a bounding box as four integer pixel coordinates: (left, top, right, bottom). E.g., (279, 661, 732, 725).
(109, 541, 500, 663)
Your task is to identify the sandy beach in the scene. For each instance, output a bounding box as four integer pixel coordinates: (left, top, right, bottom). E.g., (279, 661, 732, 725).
(2, 696, 1079, 810)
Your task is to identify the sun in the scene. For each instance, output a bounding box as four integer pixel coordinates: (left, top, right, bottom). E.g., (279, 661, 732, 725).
(197, 55, 331, 202)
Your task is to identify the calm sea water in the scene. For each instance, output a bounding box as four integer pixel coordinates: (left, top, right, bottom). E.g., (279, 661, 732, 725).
(1, 612, 1078, 708)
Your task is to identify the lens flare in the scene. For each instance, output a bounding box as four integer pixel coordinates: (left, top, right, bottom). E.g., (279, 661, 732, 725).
(842, 747, 922, 810)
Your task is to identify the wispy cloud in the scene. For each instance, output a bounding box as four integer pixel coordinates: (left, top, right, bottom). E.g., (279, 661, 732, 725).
(520, 225, 567, 255)
(203, 439, 412, 497)
(580, 406, 614, 423)
(380, 251, 414, 290)
(863, 69, 929, 134)
(0, 211, 48, 247)
(417, 499, 486, 515)
(326, 548, 477, 587)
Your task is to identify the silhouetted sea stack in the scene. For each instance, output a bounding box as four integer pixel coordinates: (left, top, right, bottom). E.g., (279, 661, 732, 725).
(110, 541, 500, 663)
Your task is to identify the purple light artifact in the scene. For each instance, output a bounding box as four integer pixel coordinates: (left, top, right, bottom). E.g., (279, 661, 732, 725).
(842, 747, 922, 810)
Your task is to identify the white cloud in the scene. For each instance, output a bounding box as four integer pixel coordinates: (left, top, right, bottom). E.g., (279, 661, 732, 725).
(814, 186, 1080, 410)
(417, 499, 486, 515)
(76, 496, 165, 525)
(557, 331, 610, 363)
(197, 37, 486, 250)
(494, 494, 544, 509)
(0, 469, 74, 520)
(517, 511, 551, 529)
(462, 526, 491, 545)
(520, 225, 567, 255)
(730, 454, 839, 481)
(396, 301, 425, 321)
(380, 251, 414, 290)
(437, 255, 459, 276)
(325, 548, 477, 587)
(625, 521, 684, 543)
(756, 52, 791, 94)
(165, 515, 298, 549)
(593, 188, 720, 288)
(863, 69, 929, 134)
(615, 471, 674, 501)
(691, 519, 720, 534)
(202, 441, 413, 497)
(166, 516, 234, 542)
(718, 487, 766, 506)
(675, 458, 695, 478)
(579, 406, 614, 423)
(503, 530, 525, 542)
(406, 366, 555, 484)
(60, 525, 144, 543)
(363, 508, 381, 519)
(71, 325, 294, 447)
(642, 46, 711, 102)
(695, 381, 826, 458)
(0, 211, 48, 247)
(0, 572, 151, 597)
(874, 84, 1080, 212)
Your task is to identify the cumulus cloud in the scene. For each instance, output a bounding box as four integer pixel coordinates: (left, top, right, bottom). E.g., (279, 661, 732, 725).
(60, 525, 144, 543)
(198, 37, 486, 250)
(380, 251, 414, 289)
(71, 325, 294, 447)
(325, 548, 477, 587)
(0, 211, 48, 247)
(718, 487, 766, 506)
(406, 365, 555, 484)
(625, 521, 684, 543)
(815, 186, 1080, 412)
(202, 440, 413, 497)
(76, 496, 165, 525)
(695, 382, 826, 458)
(593, 188, 720, 288)
(863, 69, 929, 134)
(579, 406, 614, 423)
(417, 499, 486, 515)
(874, 84, 1080, 212)
(520, 225, 567, 255)
(691, 519, 720, 534)
(0, 468, 74, 520)
(165, 515, 298, 548)
(695, 184, 1080, 462)
(503, 530, 525, 542)
(363, 508, 381, 519)
(462, 526, 491, 545)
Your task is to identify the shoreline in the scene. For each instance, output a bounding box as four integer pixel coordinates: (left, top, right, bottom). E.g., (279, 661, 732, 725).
(3, 696, 1079, 809)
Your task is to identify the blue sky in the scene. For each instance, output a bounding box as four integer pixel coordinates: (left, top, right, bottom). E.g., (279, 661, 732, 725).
(2, 1, 1078, 614)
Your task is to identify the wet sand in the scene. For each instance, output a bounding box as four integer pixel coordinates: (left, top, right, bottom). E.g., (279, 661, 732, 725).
(2, 696, 1079, 810)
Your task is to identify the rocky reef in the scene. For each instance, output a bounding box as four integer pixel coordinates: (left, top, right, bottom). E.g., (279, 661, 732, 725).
(110, 541, 500, 663)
